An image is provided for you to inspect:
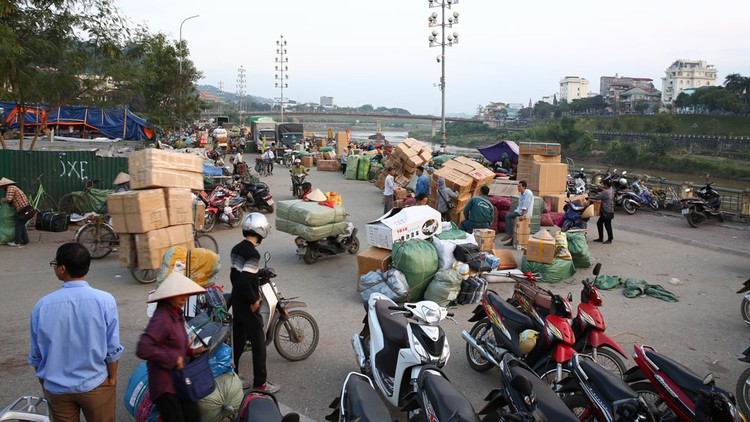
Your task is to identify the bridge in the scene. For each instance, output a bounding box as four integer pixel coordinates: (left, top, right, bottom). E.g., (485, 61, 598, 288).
(202, 110, 482, 124)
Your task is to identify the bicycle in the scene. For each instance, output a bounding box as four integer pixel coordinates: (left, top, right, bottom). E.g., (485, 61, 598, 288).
(58, 179, 112, 215)
(255, 158, 274, 177)
(646, 175, 681, 209)
(28, 173, 57, 213)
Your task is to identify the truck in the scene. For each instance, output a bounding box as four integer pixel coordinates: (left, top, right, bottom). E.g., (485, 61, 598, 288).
(250, 116, 277, 152)
(276, 123, 305, 149)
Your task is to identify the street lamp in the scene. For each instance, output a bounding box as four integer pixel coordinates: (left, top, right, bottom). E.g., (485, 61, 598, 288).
(237, 65, 246, 123)
(275, 35, 288, 123)
(428, 0, 459, 151)
(178, 14, 199, 131)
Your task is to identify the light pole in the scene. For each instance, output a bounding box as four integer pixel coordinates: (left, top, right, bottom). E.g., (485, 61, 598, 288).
(237, 65, 246, 124)
(275, 35, 288, 123)
(428, 0, 459, 151)
(178, 14, 199, 131)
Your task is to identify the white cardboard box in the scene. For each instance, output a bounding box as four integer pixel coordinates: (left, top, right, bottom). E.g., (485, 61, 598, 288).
(366, 205, 443, 250)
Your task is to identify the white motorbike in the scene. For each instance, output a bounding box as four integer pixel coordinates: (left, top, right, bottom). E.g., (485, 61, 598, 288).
(739, 278, 750, 326)
(351, 293, 480, 421)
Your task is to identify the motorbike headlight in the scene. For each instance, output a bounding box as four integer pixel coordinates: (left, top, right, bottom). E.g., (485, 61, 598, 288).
(422, 306, 441, 325)
(438, 341, 450, 366)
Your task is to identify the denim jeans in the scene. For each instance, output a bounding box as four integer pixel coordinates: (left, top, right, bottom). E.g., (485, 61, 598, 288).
(504, 211, 521, 235)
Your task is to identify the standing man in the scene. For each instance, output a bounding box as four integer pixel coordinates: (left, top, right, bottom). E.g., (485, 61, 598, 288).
(588, 179, 614, 244)
(383, 167, 396, 214)
(29, 243, 124, 421)
(231, 213, 280, 393)
(415, 166, 430, 198)
(0, 177, 33, 246)
(502, 180, 534, 246)
(339, 145, 349, 175)
(460, 185, 495, 232)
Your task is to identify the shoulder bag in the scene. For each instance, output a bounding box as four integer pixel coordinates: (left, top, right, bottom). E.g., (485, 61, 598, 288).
(17, 205, 37, 223)
(172, 352, 215, 402)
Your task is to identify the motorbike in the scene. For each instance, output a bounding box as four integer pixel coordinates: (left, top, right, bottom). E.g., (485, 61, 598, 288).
(681, 181, 724, 227)
(568, 168, 588, 195)
(738, 278, 750, 326)
(560, 197, 590, 231)
(291, 173, 307, 198)
(294, 222, 359, 265)
(237, 178, 275, 214)
(625, 344, 743, 421)
(325, 372, 391, 422)
(226, 252, 320, 361)
(505, 265, 628, 379)
(631, 178, 659, 211)
(351, 293, 481, 421)
(200, 185, 246, 232)
(737, 343, 750, 419)
(237, 390, 300, 422)
(558, 353, 654, 422)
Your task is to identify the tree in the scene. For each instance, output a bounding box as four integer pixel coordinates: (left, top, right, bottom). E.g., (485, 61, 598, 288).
(654, 114, 677, 133)
(633, 101, 649, 115)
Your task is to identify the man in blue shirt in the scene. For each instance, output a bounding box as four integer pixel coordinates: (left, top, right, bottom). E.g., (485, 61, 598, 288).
(29, 243, 124, 421)
(502, 180, 534, 245)
(415, 166, 430, 198)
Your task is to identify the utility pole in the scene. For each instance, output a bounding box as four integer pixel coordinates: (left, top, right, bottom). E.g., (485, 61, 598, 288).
(428, 0, 459, 151)
(275, 35, 288, 123)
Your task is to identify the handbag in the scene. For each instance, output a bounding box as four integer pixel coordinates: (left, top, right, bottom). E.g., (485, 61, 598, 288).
(438, 189, 455, 210)
(17, 205, 37, 222)
(172, 352, 215, 402)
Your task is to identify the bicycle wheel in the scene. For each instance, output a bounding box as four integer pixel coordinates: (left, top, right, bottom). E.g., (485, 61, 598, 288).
(76, 223, 117, 259)
(195, 233, 219, 254)
(58, 194, 81, 215)
(36, 193, 57, 212)
(273, 310, 319, 361)
(130, 249, 158, 284)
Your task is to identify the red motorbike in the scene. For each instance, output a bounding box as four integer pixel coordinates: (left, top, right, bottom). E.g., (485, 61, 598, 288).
(200, 185, 246, 232)
(625, 344, 743, 421)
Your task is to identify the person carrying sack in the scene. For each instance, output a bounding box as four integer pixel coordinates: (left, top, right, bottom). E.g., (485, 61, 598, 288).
(0, 177, 34, 246)
(136, 272, 209, 422)
(589, 178, 615, 244)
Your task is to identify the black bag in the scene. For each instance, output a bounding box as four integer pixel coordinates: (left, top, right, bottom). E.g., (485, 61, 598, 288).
(453, 244, 491, 272)
(17, 205, 37, 223)
(172, 352, 215, 402)
(457, 277, 487, 305)
(35, 212, 68, 232)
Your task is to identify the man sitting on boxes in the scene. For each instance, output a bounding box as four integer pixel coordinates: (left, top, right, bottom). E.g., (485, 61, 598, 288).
(501, 180, 534, 246)
(460, 185, 495, 233)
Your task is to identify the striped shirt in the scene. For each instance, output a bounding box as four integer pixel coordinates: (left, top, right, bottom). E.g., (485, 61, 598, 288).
(230, 240, 261, 316)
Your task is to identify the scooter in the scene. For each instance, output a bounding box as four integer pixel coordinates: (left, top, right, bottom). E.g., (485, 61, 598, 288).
(237, 390, 300, 422)
(625, 344, 743, 421)
(560, 197, 589, 231)
(351, 293, 480, 421)
(325, 372, 391, 422)
(291, 173, 307, 198)
(681, 181, 724, 227)
(294, 223, 359, 265)
(631, 178, 659, 211)
(201, 185, 246, 232)
(568, 167, 588, 195)
(237, 178, 274, 214)
(738, 278, 750, 326)
(735, 343, 750, 419)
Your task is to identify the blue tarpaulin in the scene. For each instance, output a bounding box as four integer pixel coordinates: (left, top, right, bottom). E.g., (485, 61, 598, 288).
(477, 141, 519, 164)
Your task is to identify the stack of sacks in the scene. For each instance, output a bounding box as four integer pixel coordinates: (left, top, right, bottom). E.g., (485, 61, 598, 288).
(540, 197, 556, 226)
(111, 149, 202, 270)
(275, 199, 348, 241)
(376, 138, 431, 189)
(488, 196, 511, 233)
(430, 156, 496, 227)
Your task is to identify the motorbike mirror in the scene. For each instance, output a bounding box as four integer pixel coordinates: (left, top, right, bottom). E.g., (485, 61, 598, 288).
(263, 251, 271, 265)
(622, 171, 627, 176)
(702, 373, 714, 386)
(510, 375, 534, 398)
(567, 292, 573, 302)
(593, 263, 602, 276)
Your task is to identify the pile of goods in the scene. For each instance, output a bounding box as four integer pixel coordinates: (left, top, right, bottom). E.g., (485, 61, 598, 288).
(374, 138, 433, 188)
(110, 149, 204, 269)
(275, 199, 348, 241)
(429, 156, 496, 226)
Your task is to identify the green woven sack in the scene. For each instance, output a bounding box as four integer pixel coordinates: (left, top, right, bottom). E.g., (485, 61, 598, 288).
(0, 202, 15, 244)
(319, 146, 333, 152)
(565, 232, 591, 269)
(424, 269, 463, 306)
(346, 156, 360, 180)
(392, 239, 439, 301)
(357, 155, 371, 181)
(521, 256, 576, 283)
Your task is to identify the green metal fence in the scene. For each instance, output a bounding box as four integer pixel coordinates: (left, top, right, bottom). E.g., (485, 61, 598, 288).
(0, 150, 128, 205)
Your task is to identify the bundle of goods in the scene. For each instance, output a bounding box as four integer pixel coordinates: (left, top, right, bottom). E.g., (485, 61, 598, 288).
(424, 268, 463, 306)
(520, 230, 576, 282)
(276, 199, 348, 241)
(429, 156, 496, 226)
(488, 195, 511, 233)
(129, 148, 204, 190)
(565, 231, 591, 268)
(317, 159, 339, 172)
(157, 246, 221, 287)
(357, 154, 371, 181)
(359, 268, 410, 303)
(453, 243, 491, 273)
(457, 276, 488, 305)
(376, 138, 432, 189)
(432, 229, 477, 269)
(345, 155, 360, 180)
(524, 229, 556, 265)
(392, 238, 439, 301)
(366, 205, 442, 250)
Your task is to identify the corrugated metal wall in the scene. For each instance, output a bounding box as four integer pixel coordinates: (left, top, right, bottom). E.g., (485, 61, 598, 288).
(0, 150, 128, 204)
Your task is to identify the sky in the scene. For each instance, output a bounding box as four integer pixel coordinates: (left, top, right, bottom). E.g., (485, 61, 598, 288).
(116, 0, 750, 116)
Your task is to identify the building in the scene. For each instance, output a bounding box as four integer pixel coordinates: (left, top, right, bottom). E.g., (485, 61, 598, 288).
(661, 59, 717, 103)
(559, 76, 589, 103)
(540, 95, 556, 105)
(619, 87, 661, 111)
(600, 75, 656, 100)
(320, 96, 334, 108)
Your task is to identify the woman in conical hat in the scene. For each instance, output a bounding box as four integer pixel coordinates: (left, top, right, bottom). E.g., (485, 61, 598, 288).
(136, 272, 206, 422)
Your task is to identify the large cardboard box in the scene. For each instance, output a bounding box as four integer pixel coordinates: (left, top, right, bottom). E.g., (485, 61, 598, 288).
(193, 202, 206, 232)
(492, 248, 518, 270)
(513, 233, 530, 249)
(135, 224, 194, 269)
(518, 142, 561, 156)
(366, 205, 442, 250)
(111, 209, 169, 234)
(163, 188, 193, 226)
(468, 167, 497, 194)
(108, 189, 169, 233)
(356, 247, 393, 291)
(433, 167, 473, 194)
(525, 237, 556, 264)
(394, 188, 408, 200)
(301, 156, 314, 168)
(129, 148, 203, 174)
(545, 194, 569, 213)
(130, 168, 204, 190)
(473, 228, 496, 252)
(514, 217, 531, 235)
(489, 179, 519, 197)
(317, 160, 339, 172)
(336, 132, 349, 155)
(530, 162, 568, 194)
(119, 234, 134, 268)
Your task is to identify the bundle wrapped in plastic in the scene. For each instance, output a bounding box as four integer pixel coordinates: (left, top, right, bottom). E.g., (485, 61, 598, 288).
(197, 372, 244, 422)
(275, 217, 348, 241)
(157, 246, 220, 287)
(276, 200, 346, 226)
(393, 239, 439, 301)
(565, 232, 591, 268)
(346, 156, 360, 180)
(554, 231, 572, 260)
(208, 343, 234, 377)
(359, 268, 409, 303)
(424, 269, 463, 306)
(432, 232, 478, 269)
(521, 256, 576, 283)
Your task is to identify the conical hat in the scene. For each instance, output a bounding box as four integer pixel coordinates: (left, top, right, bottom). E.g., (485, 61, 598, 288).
(532, 229, 555, 241)
(113, 172, 130, 185)
(306, 188, 327, 202)
(0, 177, 16, 187)
(147, 271, 206, 303)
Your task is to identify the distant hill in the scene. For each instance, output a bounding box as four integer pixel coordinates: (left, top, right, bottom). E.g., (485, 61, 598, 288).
(447, 112, 474, 119)
(195, 84, 273, 105)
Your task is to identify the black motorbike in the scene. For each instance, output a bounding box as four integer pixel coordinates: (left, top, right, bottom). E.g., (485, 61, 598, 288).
(325, 372, 391, 422)
(238, 178, 275, 214)
(560, 196, 589, 231)
(736, 343, 750, 419)
(291, 173, 307, 198)
(680, 181, 724, 227)
(295, 223, 359, 264)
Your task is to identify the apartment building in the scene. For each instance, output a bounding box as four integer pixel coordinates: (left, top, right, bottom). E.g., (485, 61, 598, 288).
(661, 59, 717, 103)
(559, 76, 589, 103)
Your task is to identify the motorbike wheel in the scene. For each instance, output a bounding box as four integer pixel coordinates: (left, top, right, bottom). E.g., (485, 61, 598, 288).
(686, 208, 704, 228)
(303, 247, 318, 265)
(263, 203, 274, 214)
(718, 212, 725, 223)
(203, 211, 217, 232)
(76, 223, 117, 259)
(630, 381, 671, 420)
(648, 194, 659, 211)
(741, 297, 750, 326)
(736, 367, 750, 419)
(465, 320, 495, 372)
(623, 200, 638, 215)
(537, 362, 573, 390)
(582, 347, 627, 379)
(229, 208, 244, 228)
(274, 310, 319, 361)
(562, 393, 596, 422)
(347, 235, 360, 254)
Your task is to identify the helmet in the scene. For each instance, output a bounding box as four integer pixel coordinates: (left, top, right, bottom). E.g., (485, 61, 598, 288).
(294, 159, 301, 164)
(242, 212, 270, 240)
(519, 329, 539, 355)
(618, 178, 628, 188)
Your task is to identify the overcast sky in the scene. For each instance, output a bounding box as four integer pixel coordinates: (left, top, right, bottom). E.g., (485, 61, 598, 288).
(116, 0, 750, 116)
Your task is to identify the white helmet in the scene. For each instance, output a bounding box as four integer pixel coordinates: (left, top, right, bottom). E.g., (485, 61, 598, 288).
(618, 178, 628, 188)
(294, 159, 301, 164)
(242, 213, 270, 240)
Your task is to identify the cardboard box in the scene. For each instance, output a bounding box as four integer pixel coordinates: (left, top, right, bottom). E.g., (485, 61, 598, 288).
(473, 228, 496, 252)
(375, 173, 386, 190)
(513, 233, 530, 248)
(301, 156, 314, 168)
(129, 148, 203, 174)
(514, 217, 531, 235)
(193, 202, 206, 232)
(336, 132, 349, 155)
(119, 234, 134, 268)
(530, 162, 568, 194)
(135, 224, 194, 269)
(489, 179, 519, 197)
(394, 175, 411, 188)
(492, 248, 518, 270)
(525, 237, 556, 264)
(130, 168, 204, 190)
(419, 150, 433, 164)
(393, 199, 404, 208)
(366, 205, 442, 250)
(111, 208, 169, 234)
(164, 188, 193, 226)
(356, 247, 393, 290)
(433, 167, 473, 194)
(518, 142, 561, 156)
(317, 160, 339, 172)
(468, 166, 497, 193)
(108, 189, 166, 214)
(545, 194, 569, 213)
(394, 188, 408, 200)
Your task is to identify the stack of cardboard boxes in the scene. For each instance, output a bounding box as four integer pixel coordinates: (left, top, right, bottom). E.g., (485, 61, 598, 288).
(515, 142, 569, 211)
(430, 156, 496, 226)
(375, 138, 432, 190)
(110, 149, 203, 269)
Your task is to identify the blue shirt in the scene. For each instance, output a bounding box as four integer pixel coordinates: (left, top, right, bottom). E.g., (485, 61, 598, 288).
(28, 280, 124, 394)
(416, 174, 430, 197)
(515, 189, 535, 218)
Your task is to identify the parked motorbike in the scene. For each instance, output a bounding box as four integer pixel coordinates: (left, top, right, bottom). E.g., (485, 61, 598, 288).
(351, 293, 481, 421)
(631, 178, 659, 211)
(294, 223, 359, 264)
(201, 185, 246, 232)
(681, 180, 724, 227)
(558, 353, 654, 422)
(736, 343, 750, 419)
(325, 372, 391, 422)
(237, 178, 274, 214)
(625, 344, 743, 421)
(560, 197, 589, 231)
(568, 168, 588, 195)
(291, 173, 307, 198)
(237, 390, 300, 422)
(738, 278, 750, 326)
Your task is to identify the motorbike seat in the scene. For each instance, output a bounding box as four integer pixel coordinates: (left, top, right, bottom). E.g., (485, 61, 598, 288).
(374, 300, 409, 348)
(646, 351, 705, 400)
(228, 197, 244, 206)
(510, 366, 579, 422)
(241, 394, 283, 422)
(419, 371, 480, 422)
(488, 292, 534, 328)
(344, 375, 391, 422)
(579, 358, 637, 403)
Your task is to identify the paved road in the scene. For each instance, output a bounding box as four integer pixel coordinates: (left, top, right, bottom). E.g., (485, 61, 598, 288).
(0, 158, 748, 421)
